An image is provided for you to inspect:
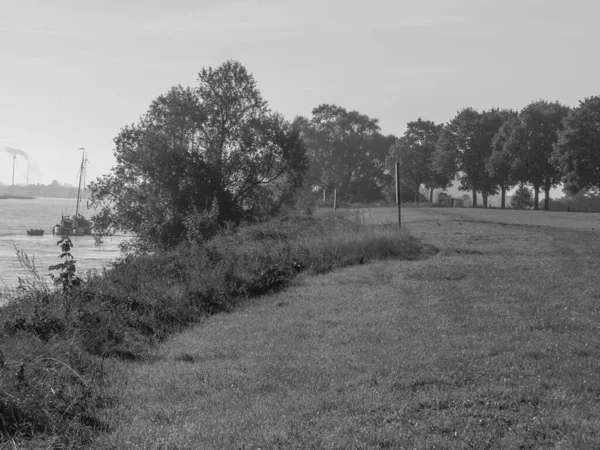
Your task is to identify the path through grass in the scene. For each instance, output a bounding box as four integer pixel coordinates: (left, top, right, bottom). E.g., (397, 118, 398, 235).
(97, 208, 600, 449)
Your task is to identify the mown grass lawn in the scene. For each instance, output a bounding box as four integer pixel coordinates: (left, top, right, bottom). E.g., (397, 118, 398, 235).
(96, 208, 600, 449)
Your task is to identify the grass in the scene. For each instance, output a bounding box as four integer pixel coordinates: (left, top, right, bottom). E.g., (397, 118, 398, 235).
(94, 207, 600, 449)
(0, 213, 422, 449)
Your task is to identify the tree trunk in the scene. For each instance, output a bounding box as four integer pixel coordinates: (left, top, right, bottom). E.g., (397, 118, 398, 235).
(482, 194, 488, 208)
(543, 180, 551, 211)
(472, 187, 477, 208)
(414, 183, 419, 203)
(501, 186, 506, 209)
(429, 187, 434, 203)
(533, 185, 540, 210)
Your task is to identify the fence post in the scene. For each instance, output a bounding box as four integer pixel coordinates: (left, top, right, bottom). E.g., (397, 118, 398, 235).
(333, 189, 337, 213)
(395, 162, 401, 227)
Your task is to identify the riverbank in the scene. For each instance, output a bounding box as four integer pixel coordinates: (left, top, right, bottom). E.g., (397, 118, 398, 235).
(96, 208, 600, 449)
(0, 213, 423, 449)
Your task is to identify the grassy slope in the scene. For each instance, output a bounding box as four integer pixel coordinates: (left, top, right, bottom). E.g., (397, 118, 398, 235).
(97, 208, 600, 449)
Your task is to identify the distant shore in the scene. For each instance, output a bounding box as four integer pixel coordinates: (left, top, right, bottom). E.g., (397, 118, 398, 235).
(0, 184, 87, 199)
(0, 194, 36, 200)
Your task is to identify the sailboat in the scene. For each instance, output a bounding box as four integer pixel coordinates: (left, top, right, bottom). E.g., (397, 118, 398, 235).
(53, 149, 92, 236)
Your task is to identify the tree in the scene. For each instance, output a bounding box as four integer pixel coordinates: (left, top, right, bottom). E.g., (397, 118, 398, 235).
(432, 108, 504, 207)
(387, 118, 449, 203)
(507, 100, 570, 210)
(89, 60, 307, 251)
(295, 105, 391, 202)
(510, 183, 534, 209)
(477, 109, 508, 207)
(552, 96, 600, 194)
(486, 112, 520, 208)
(348, 132, 396, 202)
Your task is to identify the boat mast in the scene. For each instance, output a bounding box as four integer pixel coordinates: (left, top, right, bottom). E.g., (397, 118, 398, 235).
(75, 148, 85, 225)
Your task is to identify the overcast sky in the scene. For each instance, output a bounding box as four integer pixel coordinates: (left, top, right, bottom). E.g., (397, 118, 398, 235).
(1, 0, 598, 194)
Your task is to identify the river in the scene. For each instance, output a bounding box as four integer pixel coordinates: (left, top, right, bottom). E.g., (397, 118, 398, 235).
(0, 197, 127, 302)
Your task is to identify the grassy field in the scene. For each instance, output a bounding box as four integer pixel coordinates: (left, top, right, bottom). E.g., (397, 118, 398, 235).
(95, 207, 600, 449)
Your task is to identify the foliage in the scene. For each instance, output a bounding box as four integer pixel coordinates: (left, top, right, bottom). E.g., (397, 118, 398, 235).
(547, 190, 600, 212)
(510, 183, 534, 209)
(506, 100, 570, 210)
(89, 61, 307, 251)
(487, 112, 520, 208)
(48, 237, 82, 293)
(432, 108, 506, 207)
(386, 118, 450, 203)
(552, 96, 600, 194)
(294, 105, 395, 203)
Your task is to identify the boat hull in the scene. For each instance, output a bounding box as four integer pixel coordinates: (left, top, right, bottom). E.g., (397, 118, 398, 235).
(53, 225, 91, 236)
(27, 229, 45, 236)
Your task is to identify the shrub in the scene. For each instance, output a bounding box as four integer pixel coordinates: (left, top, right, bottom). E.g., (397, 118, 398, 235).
(511, 184, 534, 209)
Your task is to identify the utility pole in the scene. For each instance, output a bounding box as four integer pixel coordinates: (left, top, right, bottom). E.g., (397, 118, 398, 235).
(395, 162, 401, 227)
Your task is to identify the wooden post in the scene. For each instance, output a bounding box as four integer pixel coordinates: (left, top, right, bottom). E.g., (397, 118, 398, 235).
(333, 189, 337, 213)
(395, 162, 401, 227)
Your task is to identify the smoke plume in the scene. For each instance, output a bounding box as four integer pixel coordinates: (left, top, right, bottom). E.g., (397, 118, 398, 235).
(4, 146, 29, 160)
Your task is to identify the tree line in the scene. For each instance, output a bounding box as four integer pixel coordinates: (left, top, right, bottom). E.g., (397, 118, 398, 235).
(291, 93, 600, 211)
(90, 60, 600, 250)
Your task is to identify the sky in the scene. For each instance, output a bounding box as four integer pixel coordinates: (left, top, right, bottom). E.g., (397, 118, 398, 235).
(1, 0, 598, 197)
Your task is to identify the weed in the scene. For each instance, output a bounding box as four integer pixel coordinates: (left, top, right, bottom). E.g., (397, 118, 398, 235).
(48, 237, 82, 293)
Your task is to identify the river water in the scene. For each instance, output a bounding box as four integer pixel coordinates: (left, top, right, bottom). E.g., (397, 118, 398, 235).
(0, 197, 127, 301)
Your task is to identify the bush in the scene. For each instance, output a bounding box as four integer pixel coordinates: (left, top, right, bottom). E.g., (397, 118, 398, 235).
(511, 184, 534, 209)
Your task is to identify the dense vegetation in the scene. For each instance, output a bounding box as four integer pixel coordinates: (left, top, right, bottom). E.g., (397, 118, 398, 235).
(0, 214, 423, 448)
(89, 61, 307, 252)
(288, 96, 600, 211)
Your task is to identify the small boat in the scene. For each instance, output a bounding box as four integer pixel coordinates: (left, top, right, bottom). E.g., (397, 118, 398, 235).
(53, 149, 93, 236)
(27, 229, 45, 236)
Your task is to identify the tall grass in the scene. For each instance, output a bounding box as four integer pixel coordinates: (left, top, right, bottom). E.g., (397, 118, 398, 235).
(0, 213, 423, 448)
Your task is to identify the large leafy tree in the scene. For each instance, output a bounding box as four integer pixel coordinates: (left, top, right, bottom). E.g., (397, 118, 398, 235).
(296, 104, 392, 202)
(387, 118, 449, 202)
(477, 109, 508, 206)
(552, 96, 600, 194)
(507, 100, 570, 210)
(90, 60, 307, 250)
(432, 108, 504, 207)
(486, 111, 520, 209)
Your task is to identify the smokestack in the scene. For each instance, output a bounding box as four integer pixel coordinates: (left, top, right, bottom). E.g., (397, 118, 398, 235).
(4, 147, 29, 186)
